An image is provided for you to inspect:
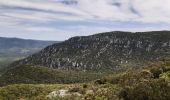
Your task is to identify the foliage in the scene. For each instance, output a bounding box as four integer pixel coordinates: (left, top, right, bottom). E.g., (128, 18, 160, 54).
(0, 84, 66, 100)
(119, 79, 170, 100)
(0, 65, 108, 86)
(118, 59, 170, 100)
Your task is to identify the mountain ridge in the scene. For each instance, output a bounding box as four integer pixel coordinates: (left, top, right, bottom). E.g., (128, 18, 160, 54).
(0, 36, 58, 49)
(10, 31, 170, 71)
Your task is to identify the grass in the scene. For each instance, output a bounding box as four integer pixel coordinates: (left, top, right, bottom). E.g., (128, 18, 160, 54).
(0, 83, 122, 100)
(0, 84, 69, 100)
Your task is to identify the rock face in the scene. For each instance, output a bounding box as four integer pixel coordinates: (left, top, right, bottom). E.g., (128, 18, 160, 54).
(12, 31, 170, 71)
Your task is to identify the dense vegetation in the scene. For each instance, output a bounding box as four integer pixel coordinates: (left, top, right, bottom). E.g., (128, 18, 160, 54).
(0, 84, 68, 100)
(0, 59, 170, 100)
(109, 59, 170, 100)
(0, 65, 112, 86)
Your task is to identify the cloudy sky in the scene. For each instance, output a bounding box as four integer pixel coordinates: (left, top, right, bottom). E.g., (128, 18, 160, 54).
(0, 0, 170, 40)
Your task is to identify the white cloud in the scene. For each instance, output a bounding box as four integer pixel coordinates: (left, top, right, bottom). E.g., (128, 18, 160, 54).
(0, 0, 170, 40)
(132, 0, 170, 23)
(1, 0, 170, 23)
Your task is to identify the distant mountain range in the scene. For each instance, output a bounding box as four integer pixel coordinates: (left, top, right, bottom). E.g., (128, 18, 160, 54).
(0, 37, 59, 72)
(0, 37, 58, 49)
(11, 31, 170, 71)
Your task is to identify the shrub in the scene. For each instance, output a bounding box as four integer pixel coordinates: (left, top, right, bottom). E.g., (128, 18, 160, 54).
(94, 79, 107, 85)
(68, 86, 85, 94)
(83, 84, 88, 88)
(52, 95, 82, 100)
(150, 67, 163, 78)
(119, 79, 170, 100)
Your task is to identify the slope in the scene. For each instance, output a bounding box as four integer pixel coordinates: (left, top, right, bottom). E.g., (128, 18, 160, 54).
(11, 31, 170, 71)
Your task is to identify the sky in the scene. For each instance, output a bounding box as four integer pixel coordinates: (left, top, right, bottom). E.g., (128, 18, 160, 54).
(0, 0, 170, 41)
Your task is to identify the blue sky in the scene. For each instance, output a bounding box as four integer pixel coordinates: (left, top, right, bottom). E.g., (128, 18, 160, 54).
(0, 0, 170, 41)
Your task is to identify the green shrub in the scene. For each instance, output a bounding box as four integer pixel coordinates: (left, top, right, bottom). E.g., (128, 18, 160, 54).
(0, 65, 109, 86)
(119, 79, 170, 100)
(94, 79, 107, 85)
(52, 94, 82, 100)
(68, 86, 85, 95)
(150, 67, 163, 78)
(83, 84, 88, 89)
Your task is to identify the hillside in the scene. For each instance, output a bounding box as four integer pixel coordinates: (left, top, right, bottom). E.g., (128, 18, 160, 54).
(0, 65, 109, 86)
(11, 31, 170, 71)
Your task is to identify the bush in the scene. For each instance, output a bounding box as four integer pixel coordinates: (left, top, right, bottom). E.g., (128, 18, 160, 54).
(52, 95, 82, 100)
(68, 86, 85, 94)
(83, 84, 88, 88)
(0, 84, 47, 99)
(94, 79, 107, 85)
(119, 79, 170, 100)
(150, 67, 163, 78)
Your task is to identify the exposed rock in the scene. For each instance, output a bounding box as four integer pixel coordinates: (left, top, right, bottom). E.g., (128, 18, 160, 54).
(86, 90, 94, 95)
(47, 89, 69, 99)
(47, 89, 82, 99)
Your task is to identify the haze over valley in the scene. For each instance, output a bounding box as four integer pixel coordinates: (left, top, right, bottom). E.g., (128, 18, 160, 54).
(0, 37, 57, 73)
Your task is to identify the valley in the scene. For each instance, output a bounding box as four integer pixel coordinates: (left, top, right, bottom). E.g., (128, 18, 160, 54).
(0, 37, 57, 74)
(0, 48, 40, 73)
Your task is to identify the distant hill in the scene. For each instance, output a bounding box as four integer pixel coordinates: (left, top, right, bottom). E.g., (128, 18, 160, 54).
(10, 31, 170, 71)
(0, 37, 59, 72)
(0, 37, 57, 49)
